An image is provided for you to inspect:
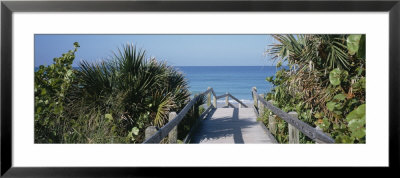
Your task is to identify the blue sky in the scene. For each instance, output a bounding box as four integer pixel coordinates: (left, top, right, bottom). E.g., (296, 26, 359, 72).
(34, 34, 276, 67)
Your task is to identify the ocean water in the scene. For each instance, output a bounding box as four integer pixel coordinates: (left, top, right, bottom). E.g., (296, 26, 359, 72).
(35, 66, 281, 103)
(175, 66, 279, 102)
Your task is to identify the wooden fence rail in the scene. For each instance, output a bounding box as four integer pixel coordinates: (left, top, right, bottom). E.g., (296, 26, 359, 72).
(143, 88, 214, 143)
(143, 87, 250, 143)
(252, 87, 335, 143)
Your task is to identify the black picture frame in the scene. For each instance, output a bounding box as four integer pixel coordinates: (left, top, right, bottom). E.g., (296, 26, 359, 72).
(1, 0, 399, 177)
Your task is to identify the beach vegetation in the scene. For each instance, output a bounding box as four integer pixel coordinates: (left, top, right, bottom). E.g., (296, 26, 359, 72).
(34, 43, 203, 143)
(263, 34, 366, 143)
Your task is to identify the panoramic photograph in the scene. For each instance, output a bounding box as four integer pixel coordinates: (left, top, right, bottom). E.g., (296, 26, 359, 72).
(34, 34, 365, 144)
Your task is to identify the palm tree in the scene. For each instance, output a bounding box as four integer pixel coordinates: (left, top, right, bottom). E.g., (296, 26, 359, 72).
(69, 43, 191, 142)
(267, 35, 350, 71)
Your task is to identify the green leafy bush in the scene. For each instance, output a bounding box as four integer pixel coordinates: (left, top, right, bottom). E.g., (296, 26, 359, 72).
(263, 35, 366, 143)
(34, 42, 80, 143)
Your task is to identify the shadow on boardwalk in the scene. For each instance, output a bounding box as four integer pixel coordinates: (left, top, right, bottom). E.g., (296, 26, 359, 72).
(190, 108, 274, 144)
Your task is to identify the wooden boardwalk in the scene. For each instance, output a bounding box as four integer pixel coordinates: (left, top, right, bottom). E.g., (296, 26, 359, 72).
(143, 87, 334, 144)
(190, 108, 277, 144)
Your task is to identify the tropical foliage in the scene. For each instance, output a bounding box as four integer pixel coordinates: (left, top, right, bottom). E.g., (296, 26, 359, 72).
(263, 34, 366, 143)
(35, 43, 202, 143)
(34, 42, 80, 143)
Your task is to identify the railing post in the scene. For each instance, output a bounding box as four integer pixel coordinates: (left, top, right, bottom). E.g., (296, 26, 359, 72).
(269, 115, 277, 135)
(168, 112, 177, 143)
(225, 92, 229, 107)
(213, 94, 217, 108)
(252, 87, 258, 109)
(259, 94, 265, 115)
(207, 87, 211, 107)
(288, 111, 299, 144)
(315, 126, 323, 144)
(145, 126, 158, 142)
(268, 100, 277, 135)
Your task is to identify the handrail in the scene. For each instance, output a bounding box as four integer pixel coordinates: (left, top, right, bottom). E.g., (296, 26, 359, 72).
(215, 93, 248, 108)
(252, 88, 335, 143)
(183, 104, 214, 143)
(216, 94, 229, 100)
(143, 88, 213, 143)
(143, 87, 249, 143)
(227, 93, 248, 108)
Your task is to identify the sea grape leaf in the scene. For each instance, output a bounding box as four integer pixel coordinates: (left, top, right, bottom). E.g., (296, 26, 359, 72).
(335, 103, 344, 110)
(335, 135, 355, 143)
(36, 107, 42, 113)
(346, 104, 366, 122)
(334, 111, 342, 115)
(327, 101, 337, 111)
(66, 69, 73, 77)
(346, 104, 366, 139)
(329, 68, 341, 86)
(132, 127, 139, 135)
(348, 119, 366, 138)
(360, 78, 366, 89)
(319, 117, 330, 130)
(347, 34, 362, 55)
(357, 35, 366, 59)
(333, 94, 346, 101)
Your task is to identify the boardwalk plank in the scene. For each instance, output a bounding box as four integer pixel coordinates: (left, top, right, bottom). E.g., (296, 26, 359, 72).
(190, 108, 276, 144)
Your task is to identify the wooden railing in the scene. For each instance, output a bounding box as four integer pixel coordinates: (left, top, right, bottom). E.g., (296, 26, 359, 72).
(210, 87, 248, 108)
(143, 88, 213, 143)
(143, 87, 246, 143)
(252, 87, 335, 143)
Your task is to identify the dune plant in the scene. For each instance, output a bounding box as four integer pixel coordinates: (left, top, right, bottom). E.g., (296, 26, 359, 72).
(35, 43, 201, 143)
(69, 44, 191, 143)
(264, 34, 366, 143)
(34, 42, 80, 143)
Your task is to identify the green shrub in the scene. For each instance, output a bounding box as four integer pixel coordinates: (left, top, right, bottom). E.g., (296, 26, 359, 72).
(264, 35, 366, 143)
(34, 42, 80, 143)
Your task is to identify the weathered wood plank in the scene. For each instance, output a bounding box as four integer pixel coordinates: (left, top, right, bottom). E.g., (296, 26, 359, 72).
(228, 94, 248, 108)
(258, 94, 265, 115)
(225, 92, 229, 107)
(228, 102, 236, 108)
(145, 126, 158, 141)
(269, 114, 277, 135)
(168, 112, 178, 143)
(190, 108, 276, 144)
(216, 93, 229, 100)
(207, 87, 211, 107)
(211, 89, 217, 107)
(288, 111, 299, 144)
(252, 87, 258, 108)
